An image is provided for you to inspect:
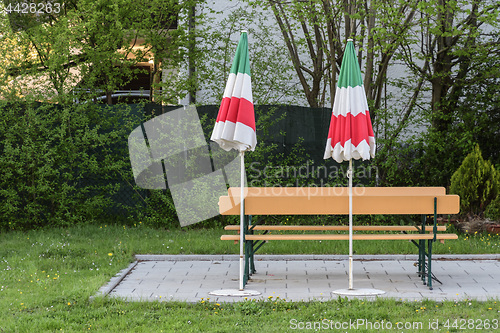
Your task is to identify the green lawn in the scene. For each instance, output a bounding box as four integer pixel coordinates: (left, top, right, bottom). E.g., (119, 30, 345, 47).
(0, 223, 499, 332)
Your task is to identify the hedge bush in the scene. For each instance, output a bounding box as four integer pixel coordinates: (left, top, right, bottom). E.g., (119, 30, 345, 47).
(0, 100, 141, 230)
(485, 197, 500, 221)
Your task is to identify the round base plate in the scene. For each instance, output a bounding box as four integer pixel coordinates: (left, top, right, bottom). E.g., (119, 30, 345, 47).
(332, 288, 386, 296)
(208, 289, 262, 297)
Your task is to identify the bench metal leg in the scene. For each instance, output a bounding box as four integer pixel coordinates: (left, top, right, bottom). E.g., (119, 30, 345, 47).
(427, 239, 433, 289)
(243, 215, 249, 287)
(412, 237, 426, 283)
(418, 215, 426, 281)
(249, 216, 258, 275)
(426, 198, 438, 290)
(244, 240, 249, 286)
(413, 239, 443, 288)
(412, 212, 441, 290)
(243, 215, 259, 286)
(413, 214, 427, 284)
(249, 242, 256, 274)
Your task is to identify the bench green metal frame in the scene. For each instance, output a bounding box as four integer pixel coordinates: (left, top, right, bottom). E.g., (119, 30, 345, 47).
(229, 198, 452, 290)
(219, 188, 460, 290)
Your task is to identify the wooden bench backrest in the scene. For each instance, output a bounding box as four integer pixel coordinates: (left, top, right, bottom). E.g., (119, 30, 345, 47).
(219, 187, 460, 215)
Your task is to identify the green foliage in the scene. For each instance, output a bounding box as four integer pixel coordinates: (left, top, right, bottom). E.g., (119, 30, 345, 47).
(400, 0, 500, 135)
(450, 145, 500, 217)
(485, 197, 500, 222)
(242, 0, 499, 190)
(0, 100, 141, 230)
(136, 190, 178, 228)
(0, 0, 203, 104)
(457, 55, 500, 166)
(376, 51, 499, 187)
(231, 296, 296, 316)
(375, 117, 480, 187)
(0, 0, 498, 229)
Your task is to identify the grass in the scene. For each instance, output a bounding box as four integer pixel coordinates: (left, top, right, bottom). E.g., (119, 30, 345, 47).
(0, 223, 499, 332)
(3, 296, 500, 332)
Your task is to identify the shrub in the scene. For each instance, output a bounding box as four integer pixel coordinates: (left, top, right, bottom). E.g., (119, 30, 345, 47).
(0, 100, 140, 230)
(485, 197, 500, 221)
(450, 145, 500, 217)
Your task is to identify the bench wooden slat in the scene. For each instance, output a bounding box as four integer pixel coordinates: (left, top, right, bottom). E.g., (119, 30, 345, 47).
(219, 194, 460, 215)
(224, 225, 447, 232)
(221, 233, 459, 241)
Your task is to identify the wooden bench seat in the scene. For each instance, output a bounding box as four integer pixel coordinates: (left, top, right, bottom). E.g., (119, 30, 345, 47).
(222, 225, 455, 242)
(218, 187, 460, 290)
(224, 225, 448, 232)
(221, 233, 457, 241)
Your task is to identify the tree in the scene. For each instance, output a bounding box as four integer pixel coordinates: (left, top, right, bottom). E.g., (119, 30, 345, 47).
(453, 47, 500, 165)
(0, 0, 202, 105)
(245, 0, 420, 112)
(450, 145, 499, 217)
(401, 0, 500, 133)
(384, 0, 500, 186)
(245, 0, 499, 187)
(195, 5, 302, 105)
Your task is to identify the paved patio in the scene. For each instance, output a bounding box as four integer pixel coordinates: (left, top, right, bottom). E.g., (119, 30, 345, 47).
(95, 254, 500, 303)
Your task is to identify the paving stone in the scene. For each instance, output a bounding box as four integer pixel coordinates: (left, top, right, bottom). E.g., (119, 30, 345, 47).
(99, 256, 500, 303)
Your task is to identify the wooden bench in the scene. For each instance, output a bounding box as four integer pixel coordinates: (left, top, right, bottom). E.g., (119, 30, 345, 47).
(218, 187, 460, 290)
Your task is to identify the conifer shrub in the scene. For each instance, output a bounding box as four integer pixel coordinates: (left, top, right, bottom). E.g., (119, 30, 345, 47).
(450, 145, 500, 217)
(485, 197, 500, 221)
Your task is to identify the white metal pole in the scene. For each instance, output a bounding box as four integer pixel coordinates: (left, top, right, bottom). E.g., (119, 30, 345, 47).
(239, 151, 245, 290)
(348, 158, 353, 290)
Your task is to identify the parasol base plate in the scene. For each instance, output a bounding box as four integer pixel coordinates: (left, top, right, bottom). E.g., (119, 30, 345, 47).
(209, 289, 261, 297)
(332, 288, 386, 297)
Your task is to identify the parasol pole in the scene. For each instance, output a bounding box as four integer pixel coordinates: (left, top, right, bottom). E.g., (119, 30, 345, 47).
(239, 151, 245, 290)
(348, 158, 353, 290)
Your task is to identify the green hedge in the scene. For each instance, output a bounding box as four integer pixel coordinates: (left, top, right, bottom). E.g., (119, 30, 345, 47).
(0, 100, 143, 230)
(9, 101, 476, 230)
